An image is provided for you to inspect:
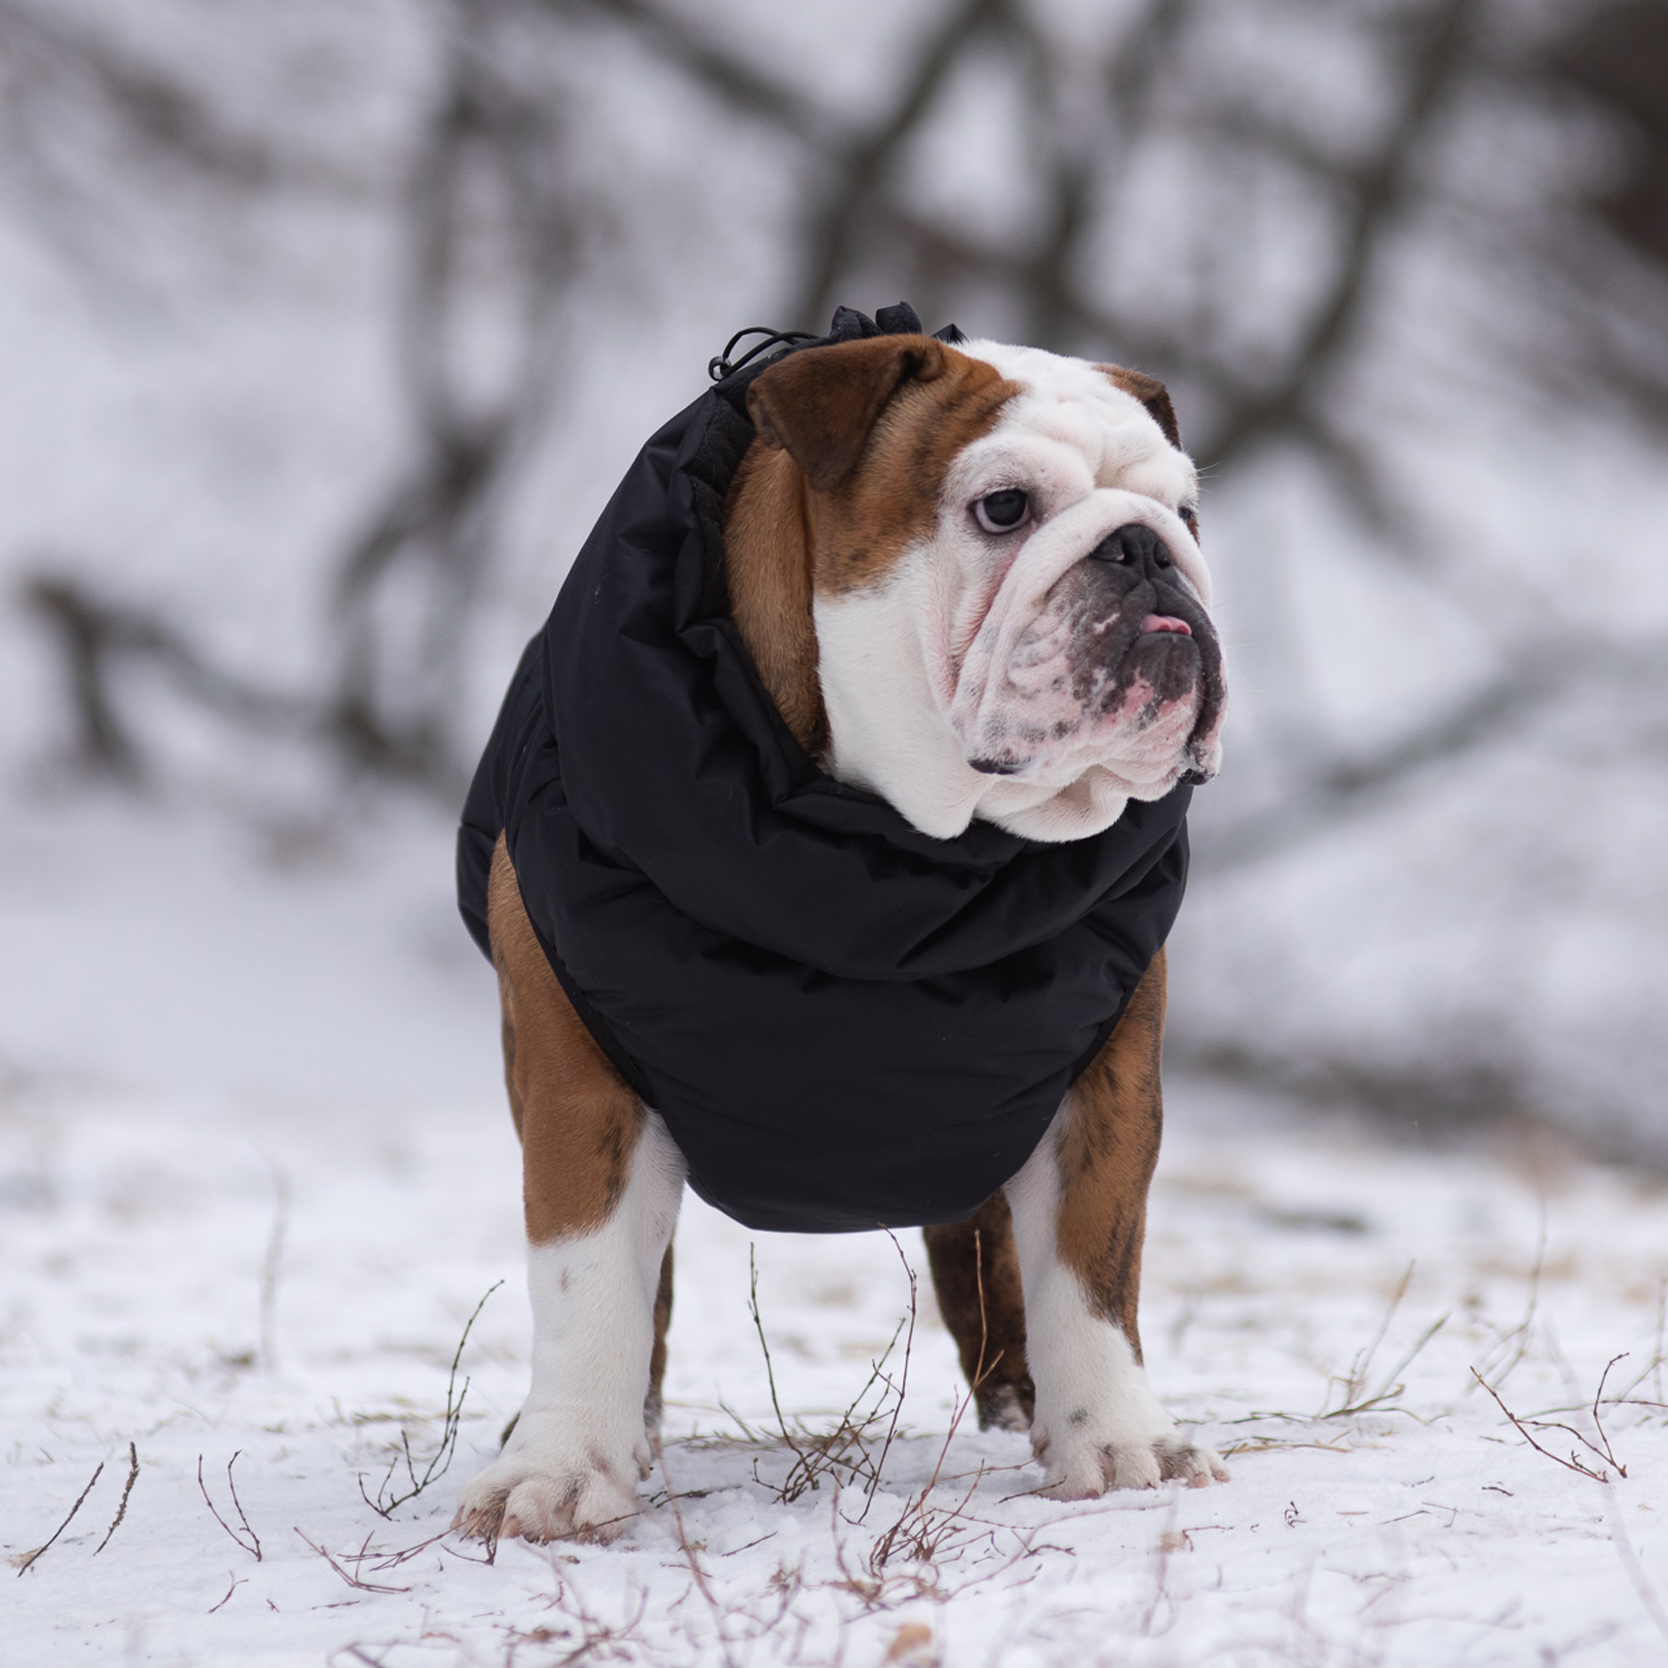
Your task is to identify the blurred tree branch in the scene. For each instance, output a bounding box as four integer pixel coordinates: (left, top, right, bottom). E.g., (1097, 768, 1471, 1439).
(1194, 635, 1668, 871)
(6, 0, 1668, 1142)
(7, 0, 1667, 836)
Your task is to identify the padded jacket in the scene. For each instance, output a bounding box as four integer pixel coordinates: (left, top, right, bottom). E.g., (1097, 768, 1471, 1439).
(458, 307, 1191, 1233)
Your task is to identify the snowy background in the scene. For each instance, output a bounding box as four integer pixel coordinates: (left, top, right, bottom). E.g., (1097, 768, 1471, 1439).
(3, 0, 1668, 1661)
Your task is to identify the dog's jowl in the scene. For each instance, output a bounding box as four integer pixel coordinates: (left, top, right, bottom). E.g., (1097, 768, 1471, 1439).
(454, 304, 1228, 1542)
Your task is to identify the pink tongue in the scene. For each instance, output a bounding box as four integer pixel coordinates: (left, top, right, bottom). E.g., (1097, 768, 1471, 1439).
(1139, 614, 1191, 636)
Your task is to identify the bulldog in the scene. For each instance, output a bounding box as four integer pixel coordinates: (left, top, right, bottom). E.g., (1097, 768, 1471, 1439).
(453, 306, 1228, 1543)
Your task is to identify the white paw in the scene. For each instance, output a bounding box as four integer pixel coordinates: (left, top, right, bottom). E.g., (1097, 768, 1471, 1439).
(1033, 1421, 1227, 1499)
(451, 1410, 649, 1544)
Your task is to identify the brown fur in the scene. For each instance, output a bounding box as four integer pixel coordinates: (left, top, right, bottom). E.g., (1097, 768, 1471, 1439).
(921, 1192, 1035, 1431)
(1053, 948, 1167, 1357)
(488, 834, 645, 1244)
(725, 335, 1020, 754)
(646, 1243, 674, 1429)
(746, 334, 951, 491)
(723, 445, 827, 755)
(923, 950, 1168, 1416)
(1097, 363, 1181, 450)
(744, 335, 1021, 598)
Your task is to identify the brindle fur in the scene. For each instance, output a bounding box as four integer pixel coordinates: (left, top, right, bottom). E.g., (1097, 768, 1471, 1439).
(921, 1191, 1035, 1430)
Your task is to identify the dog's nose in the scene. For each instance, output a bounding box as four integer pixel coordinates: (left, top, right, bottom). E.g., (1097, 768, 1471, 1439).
(1088, 522, 1172, 578)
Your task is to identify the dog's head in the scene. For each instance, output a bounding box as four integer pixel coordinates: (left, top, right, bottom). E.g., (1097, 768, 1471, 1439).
(731, 333, 1226, 842)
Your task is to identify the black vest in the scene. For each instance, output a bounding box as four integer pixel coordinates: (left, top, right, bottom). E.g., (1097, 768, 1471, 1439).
(458, 311, 1191, 1233)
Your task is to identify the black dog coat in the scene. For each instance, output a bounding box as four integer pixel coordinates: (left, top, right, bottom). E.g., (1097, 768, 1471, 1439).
(458, 309, 1192, 1234)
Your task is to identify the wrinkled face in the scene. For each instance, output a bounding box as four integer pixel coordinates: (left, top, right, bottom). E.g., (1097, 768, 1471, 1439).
(803, 341, 1226, 842)
(740, 332, 1227, 843)
(928, 343, 1224, 807)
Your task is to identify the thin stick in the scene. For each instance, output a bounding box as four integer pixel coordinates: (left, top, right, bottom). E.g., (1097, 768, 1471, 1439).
(1324, 1263, 1412, 1415)
(1601, 1476, 1668, 1647)
(858, 1231, 917, 1516)
(1140, 1484, 1183, 1636)
(748, 1246, 803, 1463)
(653, 1436, 739, 1668)
(1329, 1311, 1450, 1418)
(93, 1443, 139, 1554)
(260, 1164, 290, 1374)
(293, 1527, 408, 1595)
(14, 1462, 104, 1576)
(1472, 1199, 1547, 1393)
(1587, 1354, 1628, 1474)
(207, 1573, 244, 1614)
(198, 1453, 262, 1559)
(1471, 1369, 1609, 1481)
(360, 1279, 501, 1517)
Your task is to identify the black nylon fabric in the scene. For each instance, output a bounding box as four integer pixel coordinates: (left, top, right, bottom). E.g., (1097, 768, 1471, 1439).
(458, 307, 1193, 1233)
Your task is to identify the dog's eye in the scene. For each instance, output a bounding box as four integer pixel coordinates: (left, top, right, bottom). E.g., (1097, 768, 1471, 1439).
(974, 490, 1030, 534)
(1178, 504, 1198, 531)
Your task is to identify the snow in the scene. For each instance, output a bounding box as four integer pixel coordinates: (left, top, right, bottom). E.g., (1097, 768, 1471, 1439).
(5, 802, 1668, 1667)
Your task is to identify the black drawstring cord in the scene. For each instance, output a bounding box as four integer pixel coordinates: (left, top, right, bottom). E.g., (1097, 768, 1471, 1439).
(708, 326, 817, 382)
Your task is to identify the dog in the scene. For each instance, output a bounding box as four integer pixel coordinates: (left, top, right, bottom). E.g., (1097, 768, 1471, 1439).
(452, 306, 1228, 1543)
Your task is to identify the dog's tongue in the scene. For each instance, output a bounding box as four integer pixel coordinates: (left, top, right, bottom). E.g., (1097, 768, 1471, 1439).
(1139, 614, 1192, 636)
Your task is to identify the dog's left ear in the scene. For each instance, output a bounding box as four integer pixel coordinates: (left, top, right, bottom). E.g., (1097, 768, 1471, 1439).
(1097, 364, 1181, 449)
(747, 335, 950, 491)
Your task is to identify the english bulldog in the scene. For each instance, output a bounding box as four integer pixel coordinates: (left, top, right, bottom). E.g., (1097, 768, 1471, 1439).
(452, 315, 1228, 1543)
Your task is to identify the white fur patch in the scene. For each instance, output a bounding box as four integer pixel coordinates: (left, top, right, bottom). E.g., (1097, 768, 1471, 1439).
(1004, 1105, 1226, 1497)
(454, 1113, 685, 1542)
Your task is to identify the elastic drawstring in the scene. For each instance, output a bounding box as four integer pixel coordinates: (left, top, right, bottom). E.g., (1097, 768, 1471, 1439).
(708, 327, 817, 383)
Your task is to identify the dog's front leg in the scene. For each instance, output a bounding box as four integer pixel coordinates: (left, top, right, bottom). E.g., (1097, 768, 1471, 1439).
(453, 837, 686, 1544)
(1005, 951, 1226, 1497)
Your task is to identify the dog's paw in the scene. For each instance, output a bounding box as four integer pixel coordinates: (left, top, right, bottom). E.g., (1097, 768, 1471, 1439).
(451, 1411, 648, 1544)
(973, 1381, 1034, 1434)
(1033, 1426, 1227, 1499)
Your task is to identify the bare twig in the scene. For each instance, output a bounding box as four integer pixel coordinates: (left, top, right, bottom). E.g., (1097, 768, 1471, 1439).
(858, 1232, 919, 1517)
(358, 1279, 502, 1519)
(653, 1436, 739, 1668)
(555, 0, 832, 143)
(260, 1165, 289, 1374)
(14, 1461, 103, 1575)
(1471, 1368, 1611, 1482)
(745, 1247, 910, 1507)
(93, 1443, 139, 1555)
(1601, 1475, 1668, 1648)
(198, 1452, 262, 1560)
(294, 1527, 410, 1595)
(1195, 0, 1481, 469)
(206, 1573, 244, 1614)
(1140, 1486, 1185, 1636)
(1321, 1263, 1448, 1418)
(1469, 1198, 1549, 1393)
(793, 0, 1011, 328)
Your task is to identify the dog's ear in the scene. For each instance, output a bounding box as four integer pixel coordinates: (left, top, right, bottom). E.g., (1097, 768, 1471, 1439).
(1097, 364, 1181, 449)
(747, 335, 950, 491)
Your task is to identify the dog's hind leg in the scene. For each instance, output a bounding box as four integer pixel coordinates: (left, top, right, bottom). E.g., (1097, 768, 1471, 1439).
(645, 1242, 674, 1437)
(453, 836, 686, 1544)
(922, 1195, 1034, 1431)
(1005, 949, 1227, 1497)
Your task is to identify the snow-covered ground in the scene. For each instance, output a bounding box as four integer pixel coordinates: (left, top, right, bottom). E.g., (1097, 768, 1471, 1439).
(5, 803, 1668, 1667)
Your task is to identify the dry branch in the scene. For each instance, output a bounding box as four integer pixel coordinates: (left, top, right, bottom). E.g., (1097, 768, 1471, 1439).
(92, 1443, 139, 1556)
(358, 1279, 501, 1519)
(198, 1452, 262, 1561)
(14, 1460, 103, 1576)
(1471, 1368, 1613, 1482)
